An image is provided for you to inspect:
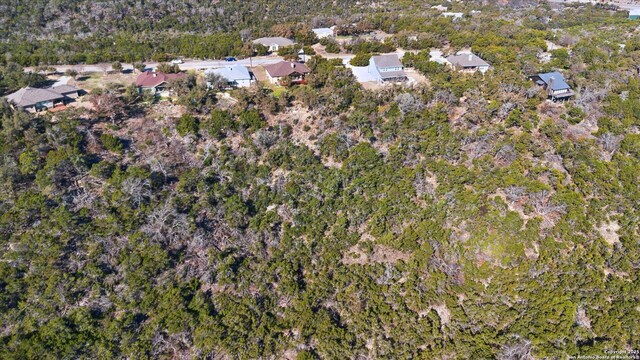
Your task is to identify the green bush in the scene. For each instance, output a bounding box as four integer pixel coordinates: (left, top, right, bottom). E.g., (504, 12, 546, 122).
(100, 133, 123, 153)
(239, 109, 266, 132)
(349, 53, 371, 67)
(176, 114, 200, 137)
(205, 109, 234, 139)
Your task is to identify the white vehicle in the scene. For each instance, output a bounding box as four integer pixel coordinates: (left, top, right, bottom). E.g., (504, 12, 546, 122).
(170, 59, 184, 65)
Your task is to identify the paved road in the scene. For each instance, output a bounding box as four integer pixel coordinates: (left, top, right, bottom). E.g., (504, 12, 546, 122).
(26, 50, 414, 74)
(26, 55, 287, 73)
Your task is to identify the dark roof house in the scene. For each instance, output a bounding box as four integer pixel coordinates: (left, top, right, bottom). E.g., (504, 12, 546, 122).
(263, 61, 310, 84)
(531, 71, 574, 100)
(136, 71, 185, 94)
(5, 85, 81, 112)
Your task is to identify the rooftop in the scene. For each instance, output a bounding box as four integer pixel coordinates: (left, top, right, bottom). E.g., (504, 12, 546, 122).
(312, 28, 334, 37)
(5, 85, 80, 107)
(446, 53, 489, 67)
(372, 54, 403, 69)
(263, 61, 310, 78)
(136, 71, 185, 88)
(252, 37, 295, 47)
(538, 71, 571, 91)
(205, 65, 251, 81)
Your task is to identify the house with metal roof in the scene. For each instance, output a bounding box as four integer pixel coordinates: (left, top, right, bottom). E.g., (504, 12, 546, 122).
(252, 37, 295, 52)
(367, 54, 407, 83)
(205, 65, 253, 88)
(530, 71, 575, 101)
(445, 52, 490, 74)
(5, 85, 81, 112)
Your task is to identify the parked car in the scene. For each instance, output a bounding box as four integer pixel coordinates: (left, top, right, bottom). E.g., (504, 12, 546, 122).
(225, 57, 237, 62)
(170, 59, 184, 64)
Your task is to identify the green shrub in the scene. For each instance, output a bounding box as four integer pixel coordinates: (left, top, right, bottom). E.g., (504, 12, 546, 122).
(239, 109, 266, 131)
(349, 53, 371, 67)
(176, 114, 200, 136)
(100, 133, 123, 153)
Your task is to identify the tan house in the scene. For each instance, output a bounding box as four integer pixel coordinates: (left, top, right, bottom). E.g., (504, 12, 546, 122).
(262, 61, 311, 85)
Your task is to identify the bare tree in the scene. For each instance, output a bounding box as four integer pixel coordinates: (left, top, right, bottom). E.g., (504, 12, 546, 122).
(122, 177, 151, 208)
(597, 132, 622, 160)
(498, 337, 535, 360)
(432, 90, 458, 107)
(394, 93, 425, 115)
(206, 72, 227, 91)
(90, 91, 126, 124)
(142, 199, 189, 246)
(530, 190, 566, 228)
(575, 306, 592, 329)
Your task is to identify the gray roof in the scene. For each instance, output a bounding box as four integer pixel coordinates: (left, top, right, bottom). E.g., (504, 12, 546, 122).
(51, 84, 80, 94)
(371, 54, 403, 69)
(446, 53, 489, 67)
(538, 71, 571, 91)
(5, 85, 80, 107)
(253, 37, 294, 47)
(205, 65, 251, 81)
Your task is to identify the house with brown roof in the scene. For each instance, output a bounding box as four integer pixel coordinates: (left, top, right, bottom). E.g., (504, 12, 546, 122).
(367, 54, 407, 83)
(5, 85, 81, 112)
(262, 61, 311, 85)
(135, 70, 186, 95)
(445, 52, 490, 74)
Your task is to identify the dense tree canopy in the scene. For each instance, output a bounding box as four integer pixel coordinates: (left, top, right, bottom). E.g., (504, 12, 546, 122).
(1, 0, 640, 358)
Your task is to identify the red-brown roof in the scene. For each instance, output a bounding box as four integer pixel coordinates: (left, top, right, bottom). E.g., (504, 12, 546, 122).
(263, 61, 310, 78)
(135, 71, 185, 88)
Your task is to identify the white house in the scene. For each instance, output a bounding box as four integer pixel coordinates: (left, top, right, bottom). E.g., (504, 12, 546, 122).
(205, 65, 252, 88)
(312, 27, 335, 39)
(442, 12, 464, 20)
(252, 37, 295, 52)
(367, 54, 407, 83)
